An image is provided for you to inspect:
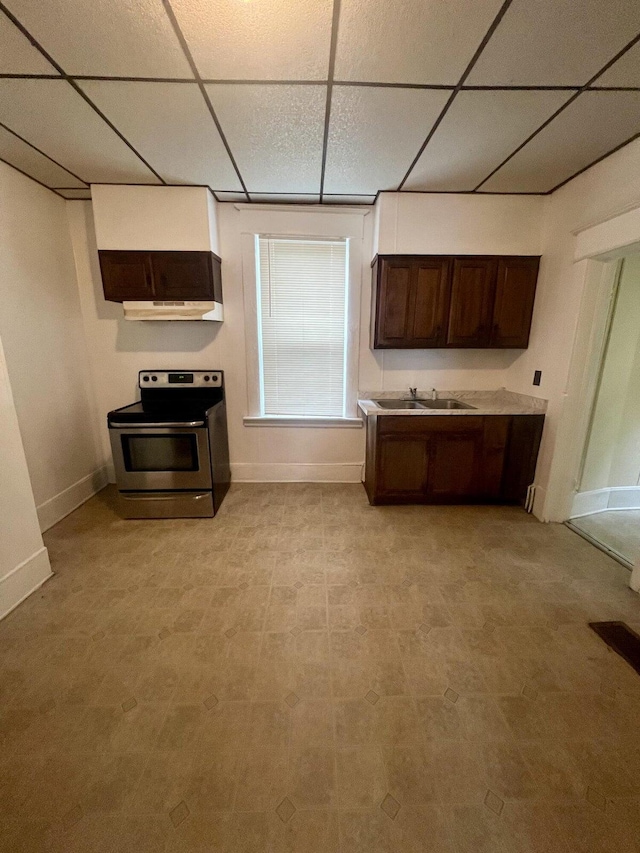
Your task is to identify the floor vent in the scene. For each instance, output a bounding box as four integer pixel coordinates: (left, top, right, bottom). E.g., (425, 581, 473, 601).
(589, 621, 640, 675)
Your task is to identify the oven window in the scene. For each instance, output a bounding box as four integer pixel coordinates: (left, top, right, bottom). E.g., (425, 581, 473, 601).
(122, 434, 199, 472)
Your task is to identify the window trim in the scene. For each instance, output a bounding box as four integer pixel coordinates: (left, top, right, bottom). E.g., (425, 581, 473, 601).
(240, 211, 365, 428)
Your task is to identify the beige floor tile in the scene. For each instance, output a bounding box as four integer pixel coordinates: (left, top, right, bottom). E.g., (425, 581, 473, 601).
(336, 746, 387, 808)
(393, 805, 457, 853)
(289, 746, 336, 808)
(384, 746, 439, 805)
(267, 809, 340, 853)
(235, 747, 289, 811)
(339, 809, 398, 853)
(445, 803, 508, 853)
(374, 696, 423, 745)
(1, 484, 639, 852)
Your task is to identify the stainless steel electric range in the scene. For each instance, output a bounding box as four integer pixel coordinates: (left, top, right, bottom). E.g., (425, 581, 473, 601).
(108, 370, 230, 518)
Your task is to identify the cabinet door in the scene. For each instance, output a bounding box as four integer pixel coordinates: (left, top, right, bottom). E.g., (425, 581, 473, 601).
(151, 252, 214, 301)
(409, 259, 451, 346)
(481, 416, 510, 497)
(99, 251, 154, 302)
(377, 435, 429, 498)
(491, 257, 539, 347)
(427, 419, 485, 499)
(501, 415, 545, 504)
(374, 258, 413, 347)
(446, 257, 497, 347)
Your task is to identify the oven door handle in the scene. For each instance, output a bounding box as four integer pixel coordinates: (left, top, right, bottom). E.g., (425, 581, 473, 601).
(109, 420, 205, 428)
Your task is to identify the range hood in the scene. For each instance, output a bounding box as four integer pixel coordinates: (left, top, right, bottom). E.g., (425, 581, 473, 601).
(122, 301, 224, 321)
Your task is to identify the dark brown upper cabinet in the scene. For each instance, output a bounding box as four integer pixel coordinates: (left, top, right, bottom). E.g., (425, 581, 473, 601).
(98, 250, 223, 304)
(490, 256, 539, 348)
(446, 257, 497, 347)
(99, 251, 155, 302)
(370, 254, 539, 350)
(372, 256, 451, 348)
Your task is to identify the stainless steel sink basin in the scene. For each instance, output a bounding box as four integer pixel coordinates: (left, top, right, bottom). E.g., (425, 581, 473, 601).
(417, 398, 476, 410)
(375, 400, 426, 409)
(374, 398, 476, 410)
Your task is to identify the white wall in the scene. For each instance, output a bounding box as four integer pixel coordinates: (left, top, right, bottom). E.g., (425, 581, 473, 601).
(0, 163, 106, 530)
(581, 254, 640, 491)
(91, 185, 220, 253)
(505, 136, 640, 519)
(0, 333, 51, 619)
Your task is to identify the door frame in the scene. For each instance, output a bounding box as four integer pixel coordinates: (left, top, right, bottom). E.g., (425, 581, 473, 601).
(543, 203, 640, 589)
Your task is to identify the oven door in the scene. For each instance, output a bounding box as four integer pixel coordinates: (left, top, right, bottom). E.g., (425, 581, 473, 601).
(109, 425, 212, 491)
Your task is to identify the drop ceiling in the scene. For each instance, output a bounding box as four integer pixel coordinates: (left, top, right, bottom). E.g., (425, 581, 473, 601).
(0, 0, 639, 204)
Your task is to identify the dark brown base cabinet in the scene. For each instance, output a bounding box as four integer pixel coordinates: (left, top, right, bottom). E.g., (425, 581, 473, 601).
(99, 250, 222, 303)
(364, 414, 544, 506)
(371, 255, 539, 349)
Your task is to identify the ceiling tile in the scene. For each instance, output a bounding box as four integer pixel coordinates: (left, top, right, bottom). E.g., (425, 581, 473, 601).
(171, 0, 333, 81)
(403, 90, 570, 191)
(324, 86, 450, 194)
(323, 195, 376, 205)
(481, 90, 640, 192)
(56, 188, 92, 199)
(2, 0, 191, 77)
(0, 124, 86, 187)
(205, 84, 325, 193)
(79, 81, 242, 191)
(0, 10, 57, 74)
(468, 0, 640, 85)
(251, 194, 320, 203)
(334, 0, 505, 84)
(0, 79, 161, 184)
(596, 41, 640, 87)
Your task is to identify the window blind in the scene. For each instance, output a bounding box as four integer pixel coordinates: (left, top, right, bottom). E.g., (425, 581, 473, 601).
(257, 236, 348, 417)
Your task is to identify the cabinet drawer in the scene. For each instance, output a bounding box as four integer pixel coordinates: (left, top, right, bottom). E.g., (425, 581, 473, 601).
(378, 415, 484, 435)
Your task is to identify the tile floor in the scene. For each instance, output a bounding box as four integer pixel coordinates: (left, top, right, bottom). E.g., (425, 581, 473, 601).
(570, 509, 640, 566)
(2, 483, 640, 852)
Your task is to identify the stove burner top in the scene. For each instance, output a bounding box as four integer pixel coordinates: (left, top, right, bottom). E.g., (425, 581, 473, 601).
(107, 370, 225, 425)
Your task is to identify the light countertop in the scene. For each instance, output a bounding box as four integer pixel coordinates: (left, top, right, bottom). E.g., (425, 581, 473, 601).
(358, 389, 547, 417)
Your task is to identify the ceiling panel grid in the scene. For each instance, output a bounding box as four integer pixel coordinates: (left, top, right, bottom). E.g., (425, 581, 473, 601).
(0, 0, 639, 200)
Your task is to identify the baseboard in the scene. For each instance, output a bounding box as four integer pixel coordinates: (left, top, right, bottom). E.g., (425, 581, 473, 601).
(531, 484, 547, 521)
(570, 486, 640, 519)
(36, 465, 110, 532)
(231, 462, 365, 483)
(0, 546, 52, 621)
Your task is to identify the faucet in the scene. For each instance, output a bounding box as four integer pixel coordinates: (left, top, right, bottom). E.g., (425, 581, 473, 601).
(431, 387, 437, 401)
(408, 387, 417, 399)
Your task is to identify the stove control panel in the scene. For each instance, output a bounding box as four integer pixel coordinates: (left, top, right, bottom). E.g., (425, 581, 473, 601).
(139, 371, 223, 388)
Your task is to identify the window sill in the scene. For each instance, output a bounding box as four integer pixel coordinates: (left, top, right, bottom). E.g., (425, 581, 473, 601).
(243, 415, 363, 429)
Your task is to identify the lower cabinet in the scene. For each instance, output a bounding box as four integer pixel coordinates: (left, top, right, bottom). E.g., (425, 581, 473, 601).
(364, 414, 544, 506)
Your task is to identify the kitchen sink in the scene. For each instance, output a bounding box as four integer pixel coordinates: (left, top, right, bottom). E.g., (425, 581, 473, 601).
(375, 400, 426, 409)
(417, 398, 476, 410)
(374, 398, 476, 410)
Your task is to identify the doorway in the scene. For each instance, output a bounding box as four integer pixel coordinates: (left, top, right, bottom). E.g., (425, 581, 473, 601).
(567, 253, 640, 568)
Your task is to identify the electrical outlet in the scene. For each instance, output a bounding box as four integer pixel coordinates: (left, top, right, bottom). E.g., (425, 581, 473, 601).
(533, 370, 542, 386)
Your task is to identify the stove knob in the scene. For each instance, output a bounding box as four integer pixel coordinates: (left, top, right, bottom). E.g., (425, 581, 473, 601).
(151, 375, 158, 382)
(143, 376, 150, 382)
(204, 375, 210, 381)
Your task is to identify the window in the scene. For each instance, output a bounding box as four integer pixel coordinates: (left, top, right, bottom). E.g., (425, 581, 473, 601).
(256, 236, 349, 418)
